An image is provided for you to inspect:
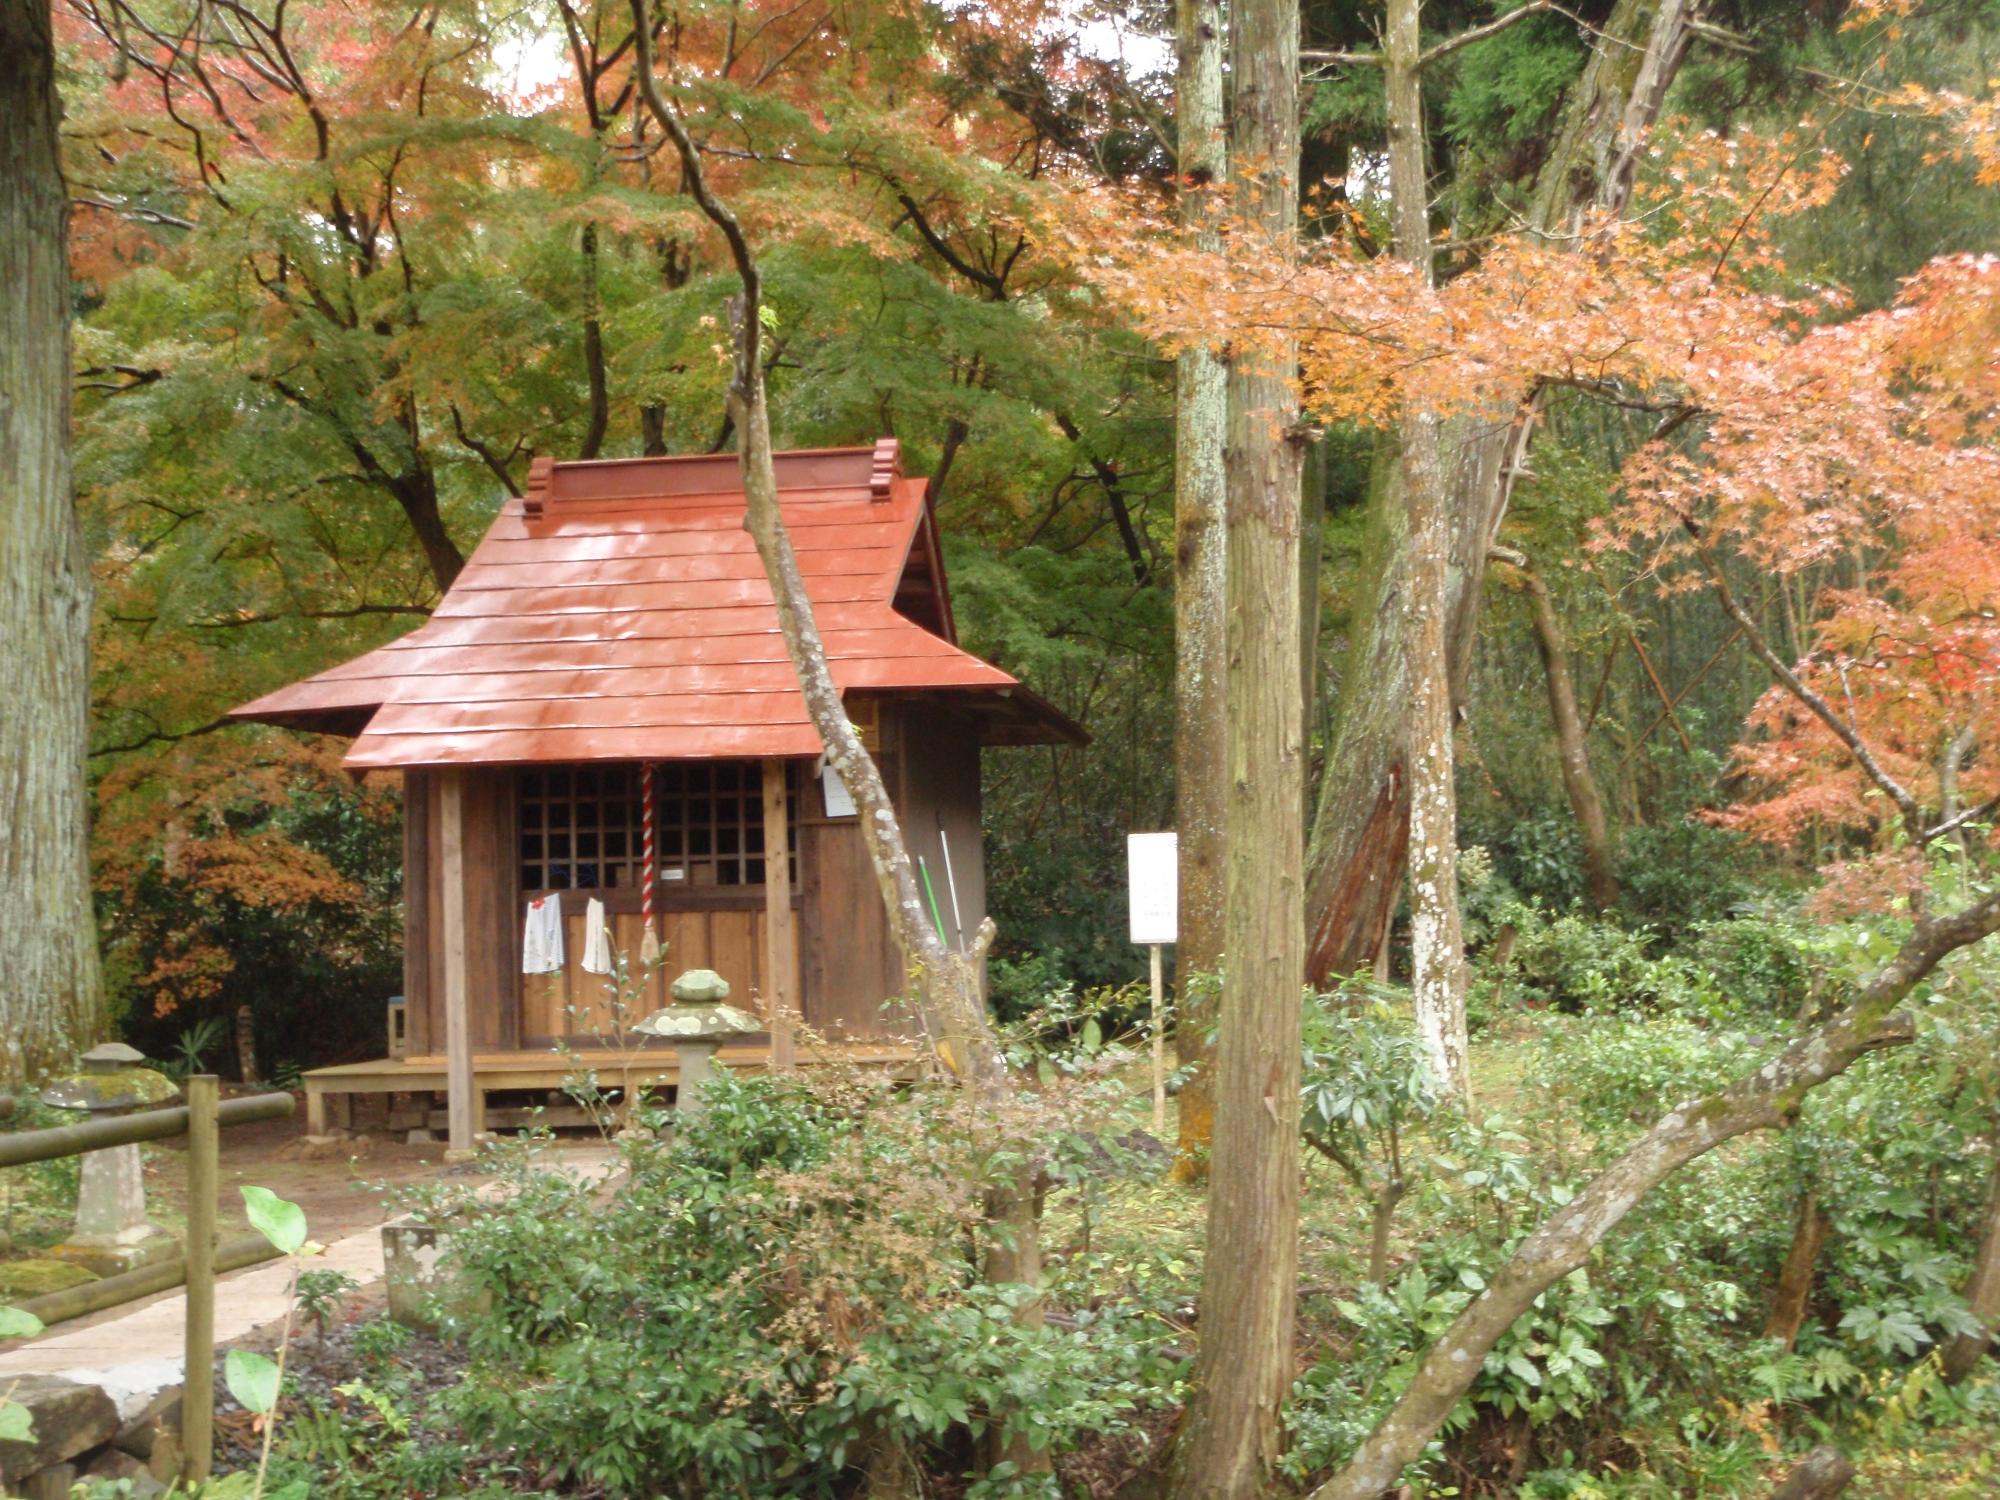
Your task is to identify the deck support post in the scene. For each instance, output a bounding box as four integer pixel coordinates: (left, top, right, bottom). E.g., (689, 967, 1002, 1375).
(762, 759, 798, 1069)
(441, 768, 477, 1159)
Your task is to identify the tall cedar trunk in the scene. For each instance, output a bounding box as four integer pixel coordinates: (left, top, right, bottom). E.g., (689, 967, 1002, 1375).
(1167, 0, 1304, 1483)
(1387, 0, 1471, 1101)
(1169, 0, 1228, 1180)
(1299, 438, 1328, 793)
(625, 12, 1045, 1475)
(1518, 564, 1619, 910)
(1307, 890, 2000, 1500)
(0, 0, 105, 1088)
(1303, 0, 1698, 984)
(1941, 1146, 2000, 1382)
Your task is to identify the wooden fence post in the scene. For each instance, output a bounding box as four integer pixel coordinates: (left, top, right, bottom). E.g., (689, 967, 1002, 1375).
(182, 1074, 218, 1484)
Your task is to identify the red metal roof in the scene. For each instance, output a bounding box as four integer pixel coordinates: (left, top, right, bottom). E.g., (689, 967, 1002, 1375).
(230, 441, 1081, 767)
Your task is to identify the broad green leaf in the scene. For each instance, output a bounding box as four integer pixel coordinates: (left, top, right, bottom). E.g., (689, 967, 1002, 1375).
(1080, 1018, 1102, 1052)
(0, 1400, 34, 1444)
(225, 1348, 281, 1415)
(241, 1186, 308, 1254)
(0, 1307, 44, 1340)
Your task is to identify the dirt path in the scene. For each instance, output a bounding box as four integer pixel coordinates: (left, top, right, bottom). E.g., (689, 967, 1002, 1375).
(142, 1103, 464, 1247)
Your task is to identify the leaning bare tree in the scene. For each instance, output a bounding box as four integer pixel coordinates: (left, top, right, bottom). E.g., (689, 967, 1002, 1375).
(623, 1, 1046, 1468)
(1306, 883, 1999, 1499)
(1, 0, 106, 1088)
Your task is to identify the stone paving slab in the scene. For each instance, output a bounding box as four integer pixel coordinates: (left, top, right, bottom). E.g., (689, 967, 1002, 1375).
(0, 1222, 386, 1382)
(0, 1142, 619, 1385)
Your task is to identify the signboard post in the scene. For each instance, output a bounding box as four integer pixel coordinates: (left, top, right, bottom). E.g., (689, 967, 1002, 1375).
(1127, 832, 1178, 1135)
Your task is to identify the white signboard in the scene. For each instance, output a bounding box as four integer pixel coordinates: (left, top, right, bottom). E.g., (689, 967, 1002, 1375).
(821, 761, 857, 818)
(1127, 831, 1179, 946)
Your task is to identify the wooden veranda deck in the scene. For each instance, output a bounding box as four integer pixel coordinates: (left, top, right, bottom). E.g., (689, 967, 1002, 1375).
(303, 1042, 920, 1137)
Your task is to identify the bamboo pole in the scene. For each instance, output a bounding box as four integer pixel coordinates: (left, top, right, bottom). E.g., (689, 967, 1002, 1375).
(1619, 626, 1744, 769)
(0, 1092, 293, 1169)
(182, 1074, 218, 1485)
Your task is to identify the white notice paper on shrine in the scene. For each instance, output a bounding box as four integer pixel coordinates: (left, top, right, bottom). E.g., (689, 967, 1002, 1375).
(821, 761, 857, 818)
(1127, 831, 1178, 945)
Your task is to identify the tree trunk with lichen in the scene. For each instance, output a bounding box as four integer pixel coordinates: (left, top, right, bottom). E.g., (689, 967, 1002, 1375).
(1304, 0, 1698, 985)
(1169, 0, 1228, 1182)
(1387, 0, 1471, 1100)
(1165, 0, 1304, 1483)
(1763, 1189, 1832, 1351)
(1, 0, 104, 1089)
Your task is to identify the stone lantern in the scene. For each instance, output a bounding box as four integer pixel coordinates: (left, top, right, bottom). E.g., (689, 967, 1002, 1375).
(632, 970, 761, 1119)
(43, 1044, 182, 1275)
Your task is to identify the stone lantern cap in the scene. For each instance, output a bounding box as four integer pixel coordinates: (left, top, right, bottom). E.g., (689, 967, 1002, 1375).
(81, 1042, 146, 1072)
(634, 997, 761, 1042)
(668, 969, 731, 1004)
(42, 1060, 180, 1113)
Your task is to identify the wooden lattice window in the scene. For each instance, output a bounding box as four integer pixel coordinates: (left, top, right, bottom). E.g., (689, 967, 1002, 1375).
(654, 761, 796, 888)
(518, 763, 795, 893)
(518, 765, 642, 893)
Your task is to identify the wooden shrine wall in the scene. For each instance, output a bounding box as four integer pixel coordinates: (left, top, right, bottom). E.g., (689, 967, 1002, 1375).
(403, 767, 521, 1058)
(794, 698, 987, 1042)
(399, 704, 988, 1058)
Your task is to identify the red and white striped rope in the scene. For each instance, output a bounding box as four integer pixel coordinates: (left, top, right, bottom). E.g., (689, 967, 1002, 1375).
(640, 760, 657, 945)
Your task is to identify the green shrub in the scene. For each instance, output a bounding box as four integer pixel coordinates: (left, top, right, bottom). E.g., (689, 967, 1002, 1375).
(1614, 820, 1761, 937)
(1681, 914, 1818, 1019)
(339, 1071, 1179, 1499)
(1291, 909, 2000, 1498)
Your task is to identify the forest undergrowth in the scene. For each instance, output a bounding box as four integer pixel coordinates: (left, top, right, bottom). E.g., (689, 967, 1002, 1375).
(138, 883, 2000, 1500)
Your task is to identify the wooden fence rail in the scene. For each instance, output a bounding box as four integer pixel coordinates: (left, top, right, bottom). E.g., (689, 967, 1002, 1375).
(0, 1089, 294, 1167)
(0, 1078, 295, 1484)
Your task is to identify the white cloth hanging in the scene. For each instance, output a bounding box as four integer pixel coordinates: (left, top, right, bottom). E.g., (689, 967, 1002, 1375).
(522, 894, 565, 975)
(581, 897, 613, 975)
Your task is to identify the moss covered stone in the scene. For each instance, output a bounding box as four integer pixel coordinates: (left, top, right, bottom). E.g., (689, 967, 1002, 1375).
(39, 1067, 180, 1112)
(0, 1258, 100, 1297)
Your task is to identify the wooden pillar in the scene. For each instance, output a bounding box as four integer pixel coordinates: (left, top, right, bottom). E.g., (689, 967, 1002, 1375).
(762, 759, 798, 1069)
(181, 1074, 218, 1485)
(441, 768, 476, 1158)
